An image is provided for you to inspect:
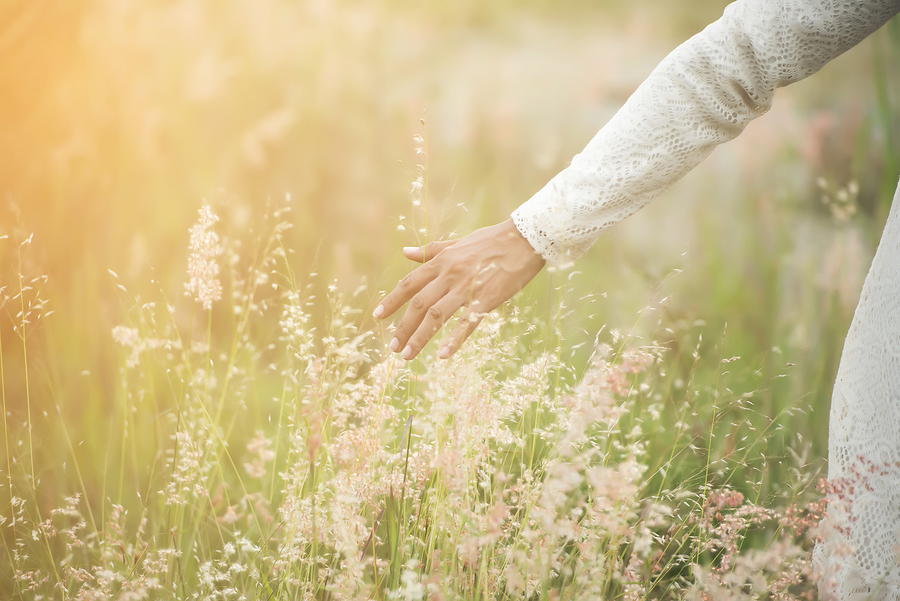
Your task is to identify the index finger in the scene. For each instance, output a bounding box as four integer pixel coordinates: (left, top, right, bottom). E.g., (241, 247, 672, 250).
(373, 262, 436, 320)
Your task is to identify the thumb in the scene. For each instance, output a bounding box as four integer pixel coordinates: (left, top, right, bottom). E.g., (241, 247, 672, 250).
(403, 239, 457, 263)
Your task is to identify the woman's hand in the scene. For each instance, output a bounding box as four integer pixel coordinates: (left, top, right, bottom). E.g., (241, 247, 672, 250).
(373, 219, 545, 360)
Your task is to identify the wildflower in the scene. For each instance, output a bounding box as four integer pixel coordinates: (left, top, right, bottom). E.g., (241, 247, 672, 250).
(218, 505, 241, 525)
(244, 431, 275, 479)
(185, 204, 223, 310)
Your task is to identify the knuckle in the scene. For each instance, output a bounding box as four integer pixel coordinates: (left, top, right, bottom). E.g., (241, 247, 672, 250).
(426, 305, 444, 322)
(445, 260, 466, 277)
(399, 275, 415, 291)
(410, 294, 425, 310)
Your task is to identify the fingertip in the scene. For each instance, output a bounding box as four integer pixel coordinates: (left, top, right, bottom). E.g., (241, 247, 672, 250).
(373, 304, 385, 319)
(439, 335, 458, 359)
(403, 246, 423, 262)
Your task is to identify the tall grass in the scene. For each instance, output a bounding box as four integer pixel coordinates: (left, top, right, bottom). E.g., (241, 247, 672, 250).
(1, 204, 830, 600)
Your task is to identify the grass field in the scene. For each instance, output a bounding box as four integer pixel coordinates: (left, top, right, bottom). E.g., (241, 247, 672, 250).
(1, 1, 899, 598)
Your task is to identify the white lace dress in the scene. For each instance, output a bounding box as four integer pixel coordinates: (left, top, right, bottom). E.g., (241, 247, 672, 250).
(511, 1, 900, 598)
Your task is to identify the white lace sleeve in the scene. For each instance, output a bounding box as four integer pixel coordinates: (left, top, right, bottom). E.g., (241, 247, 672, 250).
(511, 0, 900, 265)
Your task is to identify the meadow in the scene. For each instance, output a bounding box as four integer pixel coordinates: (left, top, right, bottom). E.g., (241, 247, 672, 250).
(1, 0, 899, 598)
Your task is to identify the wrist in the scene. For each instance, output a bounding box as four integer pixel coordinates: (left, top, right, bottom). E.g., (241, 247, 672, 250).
(499, 218, 546, 271)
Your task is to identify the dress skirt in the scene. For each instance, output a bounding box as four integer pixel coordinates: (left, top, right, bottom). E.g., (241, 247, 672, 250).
(815, 178, 900, 600)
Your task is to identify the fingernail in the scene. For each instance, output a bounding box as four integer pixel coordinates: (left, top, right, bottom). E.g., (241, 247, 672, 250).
(373, 305, 384, 319)
(403, 246, 418, 253)
(390, 337, 400, 352)
(401, 345, 413, 360)
(438, 346, 450, 359)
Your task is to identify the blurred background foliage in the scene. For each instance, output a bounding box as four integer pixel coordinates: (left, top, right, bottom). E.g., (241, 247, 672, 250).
(0, 0, 898, 493)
